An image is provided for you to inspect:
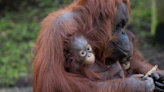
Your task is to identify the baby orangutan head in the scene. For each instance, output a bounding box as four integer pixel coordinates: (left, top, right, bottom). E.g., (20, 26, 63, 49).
(68, 34, 95, 65)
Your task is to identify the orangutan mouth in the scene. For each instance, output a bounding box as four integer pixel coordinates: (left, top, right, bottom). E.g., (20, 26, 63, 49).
(112, 43, 129, 56)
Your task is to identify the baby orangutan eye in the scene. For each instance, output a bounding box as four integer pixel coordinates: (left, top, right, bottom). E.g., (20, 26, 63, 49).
(86, 45, 92, 51)
(79, 50, 86, 57)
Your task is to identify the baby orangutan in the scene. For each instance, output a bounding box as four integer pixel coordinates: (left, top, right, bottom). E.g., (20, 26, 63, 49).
(65, 34, 104, 80)
(67, 34, 125, 80)
(67, 34, 96, 74)
(120, 58, 131, 70)
(121, 61, 130, 70)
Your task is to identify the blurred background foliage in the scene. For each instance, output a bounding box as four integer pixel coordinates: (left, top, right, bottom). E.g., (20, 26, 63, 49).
(0, 0, 73, 88)
(129, 0, 151, 38)
(0, 0, 163, 88)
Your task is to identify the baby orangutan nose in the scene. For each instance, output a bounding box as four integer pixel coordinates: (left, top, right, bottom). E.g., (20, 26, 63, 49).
(87, 54, 91, 57)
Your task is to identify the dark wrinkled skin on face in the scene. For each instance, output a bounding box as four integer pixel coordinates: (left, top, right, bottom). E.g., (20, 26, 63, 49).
(104, 3, 157, 92)
(105, 3, 164, 92)
(106, 3, 133, 63)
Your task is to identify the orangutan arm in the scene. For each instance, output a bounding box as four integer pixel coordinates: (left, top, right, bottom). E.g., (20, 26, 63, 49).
(126, 30, 154, 74)
(130, 50, 154, 75)
(96, 74, 154, 92)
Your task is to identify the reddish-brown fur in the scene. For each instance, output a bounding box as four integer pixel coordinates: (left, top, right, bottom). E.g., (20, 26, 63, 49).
(66, 34, 125, 80)
(125, 30, 154, 76)
(33, 0, 159, 92)
(65, 33, 103, 81)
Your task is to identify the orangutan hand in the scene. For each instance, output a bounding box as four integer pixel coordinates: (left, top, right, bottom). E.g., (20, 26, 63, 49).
(151, 70, 164, 92)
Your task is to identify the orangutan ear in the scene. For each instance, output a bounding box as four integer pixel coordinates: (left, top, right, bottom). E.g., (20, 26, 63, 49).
(77, 0, 87, 5)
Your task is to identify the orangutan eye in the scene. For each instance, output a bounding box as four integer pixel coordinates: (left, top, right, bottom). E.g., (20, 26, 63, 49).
(116, 20, 127, 28)
(116, 24, 121, 27)
(79, 50, 86, 57)
(122, 20, 127, 27)
(86, 45, 92, 51)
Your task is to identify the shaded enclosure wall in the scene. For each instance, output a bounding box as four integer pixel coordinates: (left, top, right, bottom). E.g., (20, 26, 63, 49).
(151, 0, 164, 45)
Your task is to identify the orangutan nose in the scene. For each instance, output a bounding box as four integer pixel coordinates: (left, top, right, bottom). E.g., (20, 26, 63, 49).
(87, 53, 91, 57)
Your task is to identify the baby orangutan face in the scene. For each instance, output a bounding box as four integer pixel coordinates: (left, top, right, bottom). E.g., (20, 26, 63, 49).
(78, 44, 95, 65)
(69, 35, 95, 65)
(121, 61, 130, 70)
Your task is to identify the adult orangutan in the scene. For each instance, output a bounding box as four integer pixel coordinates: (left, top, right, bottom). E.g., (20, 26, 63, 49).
(33, 0, 164, 92)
